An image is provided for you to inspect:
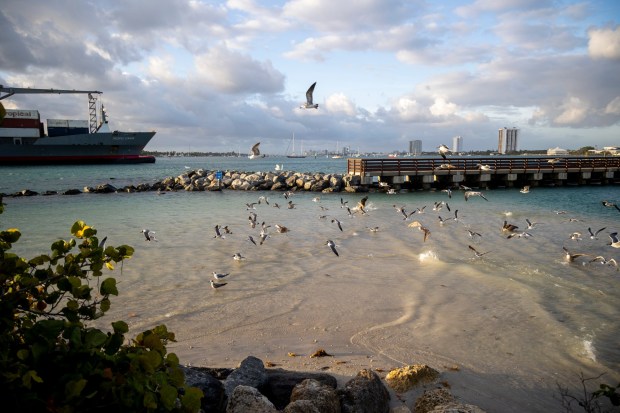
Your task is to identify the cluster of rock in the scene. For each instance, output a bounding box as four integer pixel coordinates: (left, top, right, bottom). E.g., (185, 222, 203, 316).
(3, 169, 370, 198)
(183, 356, 486, 413)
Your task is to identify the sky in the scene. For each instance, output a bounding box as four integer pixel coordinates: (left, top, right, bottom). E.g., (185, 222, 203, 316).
(1, 0, 619, 155)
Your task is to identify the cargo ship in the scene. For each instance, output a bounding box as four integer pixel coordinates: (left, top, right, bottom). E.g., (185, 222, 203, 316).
(0, 86, 156, 165)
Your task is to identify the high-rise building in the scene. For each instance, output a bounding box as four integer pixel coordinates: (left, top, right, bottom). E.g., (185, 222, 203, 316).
(409, 140, 422, 155)
(452, 136, 463, 153)
(498, 127, 519, 154)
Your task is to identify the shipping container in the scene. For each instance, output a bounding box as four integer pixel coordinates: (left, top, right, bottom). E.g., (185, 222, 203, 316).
(1, 118, 41, 128)
(0, 127, 41, 138)
(47, 119, 69, 127)
(47, 127, 69, 137)
(66, 127, 89, 135)
(67, 120, 89, 128)
(4, 109, 40, 120)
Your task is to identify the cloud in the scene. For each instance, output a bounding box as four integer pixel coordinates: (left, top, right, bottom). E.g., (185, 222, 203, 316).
(325, 93, 356, 115)
(588, 26, 620, 60)
(194, 47, 285, 94)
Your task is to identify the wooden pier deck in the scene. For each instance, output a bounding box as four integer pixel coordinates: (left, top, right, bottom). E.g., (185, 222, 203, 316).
(347, 156, 620, 189)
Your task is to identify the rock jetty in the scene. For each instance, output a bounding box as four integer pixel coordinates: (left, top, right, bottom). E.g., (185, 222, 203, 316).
(183, 355, 486, 413)
(4, 169, 373, 197)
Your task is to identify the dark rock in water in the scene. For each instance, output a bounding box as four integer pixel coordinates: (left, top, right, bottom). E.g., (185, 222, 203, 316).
(42, 190, 58, 196)
(94, 183, 117, 193)
(263, 368, 338, 410)
(13, 189, 39, 197)
(63, 189, 82, 195)
(338, 369, 390, 413)
(224, 356, 268, 398)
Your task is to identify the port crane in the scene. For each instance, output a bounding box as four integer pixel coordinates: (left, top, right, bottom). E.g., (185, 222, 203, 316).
(0, 85, 104, 133)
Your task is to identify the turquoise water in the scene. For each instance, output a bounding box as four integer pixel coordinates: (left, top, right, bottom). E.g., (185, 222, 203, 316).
(1, 157, 620, 411)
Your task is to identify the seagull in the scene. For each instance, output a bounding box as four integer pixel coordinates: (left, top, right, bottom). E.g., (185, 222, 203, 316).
(547, 158, 563, 164)
(464, 191, 488, 202)
(366, 226, 379, 233)
(283, 191, 294, 199)
(212, 271, 229, 280)
(141, 229, 157, 241)
(589, 256, 618, 267)
(233, 252, 246, 261)
(300, 82, 319, 109)
(608, 232, 620, 248)
(569, 232, 582, 241)
(507, 231, 533, 239)
(312, 196, 321, 203)
(340, 198, 348, 208)
(275, 224, 289, 233)
(588, 227, 606, 240)
(469, 245, 491, 258)
(258, 196, 270, 205)
(272, 202, 281, 209)
(387, 188, 397, 195)
(210, 280, 227, 289)
(246, 202, 257, 210)
(287, 200, 296, 209)
(248, 212, 257, 228)
(213, 225, 225, 238)
(520, 186, 530, 194)
(222, 226, 233, 234)
(433, 201, 450, 212)
(419, 226, 431, 242)
(437, 144, 450, 160)
(275, 164, 283, 171)
(331, 218, 343, 232)
(601, 201, 620, 211)
(259, 232, 270, 245)
(563, 246, 589, 262)
(248, 142, 264, 159)
(477, 164, 492, 171)
(99, 236, 108, 249)
(554, 210, 568, 215)
(467, 229, 482, 240)
(441, 188, 452, 198)
(326, 240, 339, 256)
(525, 219, 542, 229)
(247, 235, 257, 246)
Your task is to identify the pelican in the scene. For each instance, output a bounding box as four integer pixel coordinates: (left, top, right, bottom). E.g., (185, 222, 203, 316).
(300, 82, 319, 109)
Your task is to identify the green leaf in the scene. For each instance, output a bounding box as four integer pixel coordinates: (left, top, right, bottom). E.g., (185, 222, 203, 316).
(22, 370, 43, 388)
(160, 384, 178, 410)
(100, 298, 111, 313)
(100, 278, 118, 296)
(17, 349, 30, 361)
(181, 387, 204, 412)
(85, 329, 108, 348)
(111, 320, 128, 334)
(1, 228, 21, 243)
(143, 391, 158, 409)
(65, 378, 87, 400)
(29, 254, 51, 266)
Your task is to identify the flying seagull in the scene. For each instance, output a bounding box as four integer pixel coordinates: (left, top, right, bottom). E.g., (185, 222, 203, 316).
(469, 245, 491, 258)
(437, 144, 450, 160)
(609, 232, 620, 248)
(464, 191, 488, 202)
(563, 246, 589, 262)
(326, 240, 339, 256)
(141, 229, 157, 242)
(248, 142, 265, 159)
(300, 82, 319, 109)
(588, 227, 606, 240)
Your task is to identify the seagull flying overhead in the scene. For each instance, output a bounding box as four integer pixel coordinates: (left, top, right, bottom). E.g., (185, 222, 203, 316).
(141, 229, 157, 241)
(300, 82, 319, 109)
(326, 240, 339, 256)
(464, 191, 488, 202)
(438, 144, 450, 160)
(588, 227, 606, 240)
(248, 142, 265, 159)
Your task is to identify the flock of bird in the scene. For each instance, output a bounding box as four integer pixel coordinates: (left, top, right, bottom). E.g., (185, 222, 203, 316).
(139, 182, 619, 290)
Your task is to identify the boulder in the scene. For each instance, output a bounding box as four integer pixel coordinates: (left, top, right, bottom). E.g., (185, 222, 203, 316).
(428, 403, 487, 413)
(63, 189, 81, 195)
(181, 366, 227, 413)
(263, 369, 337, 410)
(386, 364, 439, 393)
(414, 388, 454, 413)
(224, 356, 268, 397)
(226, 385, 277, 413)
(285, 379, 339, 413)
(94, 183, 117, 193)
(338, 369, 390, 413)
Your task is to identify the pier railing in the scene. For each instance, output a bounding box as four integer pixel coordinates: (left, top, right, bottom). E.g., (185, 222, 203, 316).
(347, 156, 620, 176)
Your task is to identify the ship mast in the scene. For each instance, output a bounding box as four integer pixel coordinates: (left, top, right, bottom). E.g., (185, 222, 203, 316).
(0, 85, 103, 133)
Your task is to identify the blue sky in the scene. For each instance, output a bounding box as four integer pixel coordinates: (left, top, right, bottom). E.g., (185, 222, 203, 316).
(1, 0, 619, 154)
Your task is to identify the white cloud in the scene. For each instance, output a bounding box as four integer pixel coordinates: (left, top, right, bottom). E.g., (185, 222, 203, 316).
(604, 96, 620, 115)
(588, 26, 620, 60)
(554, 97, 589, 125)
(430, 97, 458, 117)
(325, 93, 356, 115)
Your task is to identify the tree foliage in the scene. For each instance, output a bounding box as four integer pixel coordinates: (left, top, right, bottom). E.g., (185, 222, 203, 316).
(0, 205, 202, 412)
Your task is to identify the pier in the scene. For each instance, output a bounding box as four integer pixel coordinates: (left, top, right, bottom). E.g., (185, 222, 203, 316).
(347, 156, 620, 190)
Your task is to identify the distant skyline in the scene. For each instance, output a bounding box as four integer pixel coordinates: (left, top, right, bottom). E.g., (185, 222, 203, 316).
(1, 0, 619, 155)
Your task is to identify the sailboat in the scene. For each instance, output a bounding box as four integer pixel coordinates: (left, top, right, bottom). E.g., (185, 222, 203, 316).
(331, 141, 342, 159)
(286, 133, 306, 158)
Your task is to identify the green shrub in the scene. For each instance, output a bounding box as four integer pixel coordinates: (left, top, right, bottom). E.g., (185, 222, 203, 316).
(0, 204, 202, 412)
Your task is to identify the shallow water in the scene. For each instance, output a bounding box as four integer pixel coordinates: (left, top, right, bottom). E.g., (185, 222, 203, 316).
(2, 159, 620, 412)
